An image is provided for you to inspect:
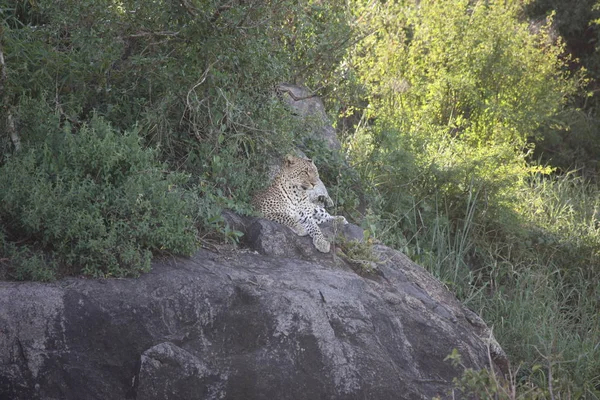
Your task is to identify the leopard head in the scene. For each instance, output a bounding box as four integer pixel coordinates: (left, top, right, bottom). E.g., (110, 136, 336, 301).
(282, 154, 319, 190)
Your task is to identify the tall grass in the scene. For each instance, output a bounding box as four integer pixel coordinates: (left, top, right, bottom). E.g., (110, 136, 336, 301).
(378, 173, 600, 396)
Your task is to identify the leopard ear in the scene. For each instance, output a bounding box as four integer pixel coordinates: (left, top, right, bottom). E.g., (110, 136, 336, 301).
(284, 154, 296, 166)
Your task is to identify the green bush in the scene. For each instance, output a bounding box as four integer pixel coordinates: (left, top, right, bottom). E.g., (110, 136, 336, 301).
(525, 0, 600, 173)
(0, 228, 58, 281)
(347, 0, 575, 214)
(1, 0, 351, 151)
(1, 0, 355, 280)
(0, 116, 198, 278)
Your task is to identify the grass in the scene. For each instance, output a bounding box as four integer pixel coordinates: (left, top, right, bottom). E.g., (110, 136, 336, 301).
(380, 172, 600, 397)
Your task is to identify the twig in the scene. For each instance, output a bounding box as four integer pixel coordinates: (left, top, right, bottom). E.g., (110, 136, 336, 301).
(210, 3, 234, 23)
(181, 0, 198, 17)
(183, 62, 217, 138)
(126, 30, 180, 39)
(0, 41, 5, 93)
(548, 361, 555, 400)
(277, 85, 321, 102)
(186, 62, 217, 110)
(486, 331, 501, 394)
(534, 345, 557, 400)
(236, 0, 259, 28)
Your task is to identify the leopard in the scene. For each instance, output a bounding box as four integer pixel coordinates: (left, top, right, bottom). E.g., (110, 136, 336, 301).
(252, 154, 347, 253)
(308, 178, 334, 208)
(308, 178, 348, 226)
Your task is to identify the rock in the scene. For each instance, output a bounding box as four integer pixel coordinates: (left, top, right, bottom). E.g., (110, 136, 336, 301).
(323, 221, 365, 243)
(244, 218, 351, 262)
(277, 83, 341, 151)
(136, 342, 227, 400)
(224, 211, 365, 263)
(0, 219, 507, 400)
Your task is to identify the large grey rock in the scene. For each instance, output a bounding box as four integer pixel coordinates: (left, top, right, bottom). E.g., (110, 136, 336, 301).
(0, 220, 507, 400)
(136, 342, 227, 400)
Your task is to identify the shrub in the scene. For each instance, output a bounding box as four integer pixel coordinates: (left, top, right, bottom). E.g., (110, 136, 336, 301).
(346, 0, 576, 223)
(0, 116, 198, 278)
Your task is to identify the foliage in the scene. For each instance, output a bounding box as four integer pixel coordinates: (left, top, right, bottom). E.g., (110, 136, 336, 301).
(0, 229, 58, 281)
(477, 173, 600, 395)
(336, 233, 379, 275)
(340, 0, 578, 281)
(0, 116, 197, 278)
(442, 348, 549, 400)
(1, 0, 352, 150)
(346, 0, 575, 220)
(0, 0, 352, 197)
(335, 0, 599, 395)
(444, 346, 600, 399)
(525, 0, 600, 174)
(0, 0, 353, 275)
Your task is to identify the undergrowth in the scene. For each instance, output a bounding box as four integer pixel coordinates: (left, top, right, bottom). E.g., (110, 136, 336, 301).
(0, 116, 198, 279)
(335, 233, 379, 275)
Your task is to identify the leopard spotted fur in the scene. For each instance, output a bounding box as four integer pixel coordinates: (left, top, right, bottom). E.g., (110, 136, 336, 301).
(252, 155, 346, 253)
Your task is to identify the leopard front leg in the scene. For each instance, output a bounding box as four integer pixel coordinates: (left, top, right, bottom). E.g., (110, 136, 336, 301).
(265, 211, 309, 236)
(298, 215, 331, 253)
(313, 207, 348, 225)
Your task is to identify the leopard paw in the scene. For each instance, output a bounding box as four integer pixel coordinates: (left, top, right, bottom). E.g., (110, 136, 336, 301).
(336, 216, 348, 225)
(313, 237, 331, 253)
(291, 224, 308, 236)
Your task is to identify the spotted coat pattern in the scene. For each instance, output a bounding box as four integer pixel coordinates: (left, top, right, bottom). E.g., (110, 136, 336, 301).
(252, 155, 346, 253)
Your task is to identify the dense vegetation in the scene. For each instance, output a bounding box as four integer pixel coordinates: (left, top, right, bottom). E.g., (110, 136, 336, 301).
(1, 0, 599, 397)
